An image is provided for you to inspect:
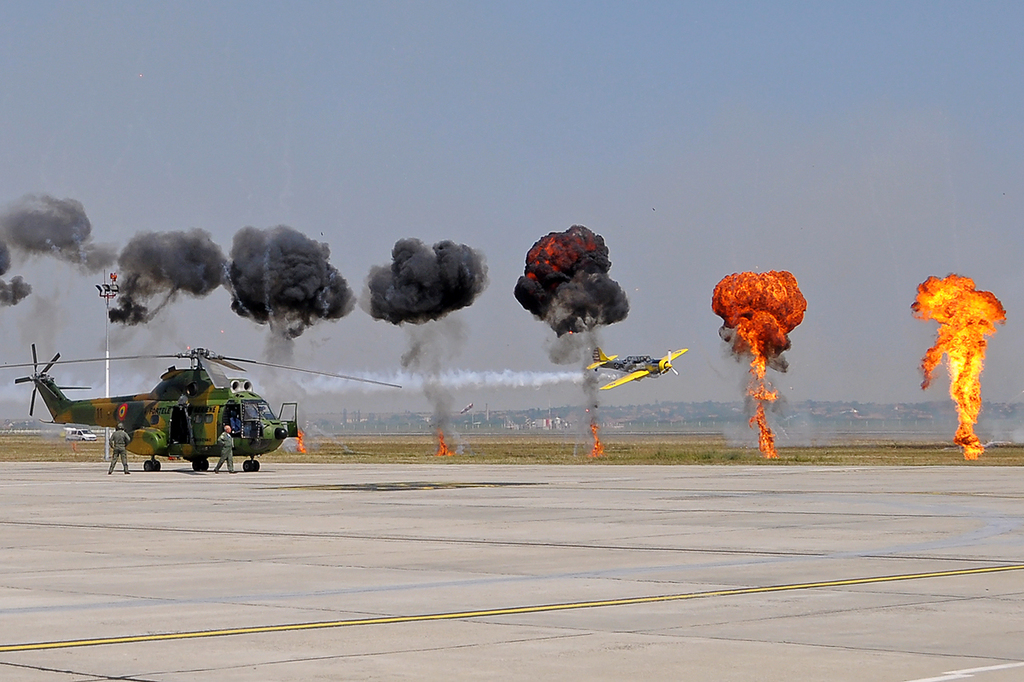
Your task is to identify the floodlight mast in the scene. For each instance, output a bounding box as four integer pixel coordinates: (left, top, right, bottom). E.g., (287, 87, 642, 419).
(95, 273, 118, 462)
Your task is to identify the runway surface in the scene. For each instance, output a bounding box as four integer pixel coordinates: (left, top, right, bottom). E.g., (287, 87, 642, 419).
(0, 462, 1021, 681)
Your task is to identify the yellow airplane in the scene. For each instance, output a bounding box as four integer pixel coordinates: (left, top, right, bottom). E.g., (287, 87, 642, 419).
(587, 348, 688, 390)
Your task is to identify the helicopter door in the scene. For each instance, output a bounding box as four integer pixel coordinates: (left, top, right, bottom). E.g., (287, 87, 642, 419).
(223, 403, 242, 435)
(169, 404, 193, 445)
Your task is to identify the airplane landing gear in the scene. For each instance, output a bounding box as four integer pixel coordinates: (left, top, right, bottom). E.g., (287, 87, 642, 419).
(191, 459, 209, 472)
(143, 458, 161, 472)
(242, 458, 260, 472)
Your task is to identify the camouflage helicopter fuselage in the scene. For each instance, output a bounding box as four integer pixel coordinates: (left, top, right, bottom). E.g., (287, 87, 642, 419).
(33, 364, 298, 464)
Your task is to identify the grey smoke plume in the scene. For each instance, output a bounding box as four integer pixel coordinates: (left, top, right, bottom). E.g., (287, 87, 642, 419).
(109, 229, 228, 325)
(364, 238, 488, 325)
(228, 225, 355, 347)
(0, 194, 115, 272)
(0, 242, 9, 275)
(400, 317, 470, 452)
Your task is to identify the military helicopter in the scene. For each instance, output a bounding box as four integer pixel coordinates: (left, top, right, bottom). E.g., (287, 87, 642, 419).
(5, 345, 399, 472)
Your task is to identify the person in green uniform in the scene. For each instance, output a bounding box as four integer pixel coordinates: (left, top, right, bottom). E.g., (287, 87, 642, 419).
(214, 424, 235, 473)
(108, 423, 131, 475)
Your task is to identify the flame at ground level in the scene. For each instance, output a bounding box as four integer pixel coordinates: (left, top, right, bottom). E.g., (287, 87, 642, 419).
(295, 430, 307, 454)
(589, 420, 604, 458)
(436, 430, 454, 457)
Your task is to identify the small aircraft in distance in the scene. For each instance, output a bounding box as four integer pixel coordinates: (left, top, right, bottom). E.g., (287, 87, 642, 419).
(586, 348, 688, 390)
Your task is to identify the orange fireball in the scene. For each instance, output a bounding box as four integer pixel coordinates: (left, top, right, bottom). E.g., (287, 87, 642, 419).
(912, 274, 1005, 460)
(712, 271, 806, 458)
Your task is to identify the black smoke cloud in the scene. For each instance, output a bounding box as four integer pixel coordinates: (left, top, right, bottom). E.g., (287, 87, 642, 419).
(0, 276, 32, 307)
(514, 225, 629, 337)
(365, 238, 488, 325)
(0, 194, 113, 307)
(109, 229, 227, 325)
(228, 225, 355, 340)
(0, 194, 115, 272)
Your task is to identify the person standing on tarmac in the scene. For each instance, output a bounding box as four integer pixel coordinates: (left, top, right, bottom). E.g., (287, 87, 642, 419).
(214, 424, 236, 473)
(108, 423, 131, 475)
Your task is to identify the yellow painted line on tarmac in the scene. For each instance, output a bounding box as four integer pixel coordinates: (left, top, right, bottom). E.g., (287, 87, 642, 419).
(1, 564, 1021, 653)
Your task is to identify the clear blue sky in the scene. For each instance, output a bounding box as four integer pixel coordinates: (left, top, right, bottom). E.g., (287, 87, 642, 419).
(1, 2, 1023, 418)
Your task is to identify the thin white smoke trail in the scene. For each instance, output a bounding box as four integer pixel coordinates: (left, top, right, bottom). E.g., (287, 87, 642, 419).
(300, 369, 584, 394)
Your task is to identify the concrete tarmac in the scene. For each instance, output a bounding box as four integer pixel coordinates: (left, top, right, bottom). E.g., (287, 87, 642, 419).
(0, 462, 1022, 681)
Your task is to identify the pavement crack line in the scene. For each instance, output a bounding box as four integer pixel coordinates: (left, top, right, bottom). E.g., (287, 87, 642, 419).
(0, 563, 1020, 653)
(0, 658, 161, 681)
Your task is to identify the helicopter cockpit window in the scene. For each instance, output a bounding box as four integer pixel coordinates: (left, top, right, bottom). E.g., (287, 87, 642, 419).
(242, 400, 276, 421)
(257, 401, 276, 420)
(205, 414, 213, 424)
(243, 402, 260, 420)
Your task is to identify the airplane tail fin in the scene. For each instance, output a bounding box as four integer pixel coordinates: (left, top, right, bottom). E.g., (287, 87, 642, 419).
(586, 348, 617, 371)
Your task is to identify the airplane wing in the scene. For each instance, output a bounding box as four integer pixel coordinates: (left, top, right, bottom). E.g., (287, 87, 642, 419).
(669, 349, 688, 361)
(600, 369, 651, 390)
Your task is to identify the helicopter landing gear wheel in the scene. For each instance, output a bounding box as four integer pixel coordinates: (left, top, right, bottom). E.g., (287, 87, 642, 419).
(192, 459, 209, 472)
(143, 459, 161, 472)
(251, 459, 260, 472)
(242, 460, 252, 472)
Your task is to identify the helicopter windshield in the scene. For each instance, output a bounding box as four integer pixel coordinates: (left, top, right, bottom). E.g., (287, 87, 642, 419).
(243, 400, 277, 421)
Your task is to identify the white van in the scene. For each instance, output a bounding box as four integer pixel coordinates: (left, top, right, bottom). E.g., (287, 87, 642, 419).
(65, 428, 98, 442)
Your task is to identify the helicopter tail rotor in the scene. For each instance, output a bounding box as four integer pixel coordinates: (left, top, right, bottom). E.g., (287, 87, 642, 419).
(12, 343, 62, 417)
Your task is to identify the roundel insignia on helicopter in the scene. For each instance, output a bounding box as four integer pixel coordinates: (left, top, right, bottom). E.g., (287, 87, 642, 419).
(117, 403, 129, 421)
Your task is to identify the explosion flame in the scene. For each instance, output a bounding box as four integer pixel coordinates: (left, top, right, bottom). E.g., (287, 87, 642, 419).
(514, 225, 629, 336)
(912, 274, 1005, 460)
(295, 429, 307, 454)
(712, 271, 806, 458)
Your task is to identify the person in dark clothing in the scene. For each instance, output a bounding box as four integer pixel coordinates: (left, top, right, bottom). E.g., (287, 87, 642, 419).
(108, 423, 131, 475)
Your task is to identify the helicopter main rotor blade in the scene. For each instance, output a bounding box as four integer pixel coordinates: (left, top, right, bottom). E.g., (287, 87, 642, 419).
(200, 355, 247, 372)
(40, 352, 60, 375)
(0, 353, 178, 371)
(14, 376, 33, 384)
(31, 344, 38, 371)
(29, 388, 36, 417)
(218, 356, 402, 389)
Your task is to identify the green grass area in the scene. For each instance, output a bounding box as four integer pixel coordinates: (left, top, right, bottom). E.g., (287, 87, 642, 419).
(7, 433, 1021, 466)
